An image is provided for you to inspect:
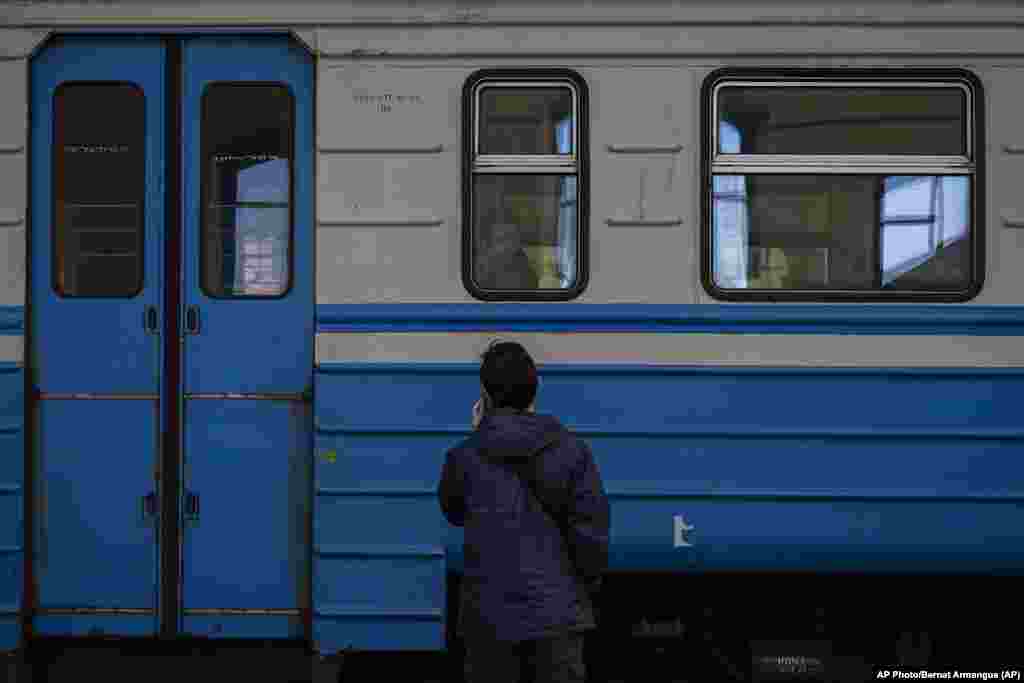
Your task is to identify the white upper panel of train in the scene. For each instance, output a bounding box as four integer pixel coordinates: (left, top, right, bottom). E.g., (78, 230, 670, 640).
(5, 2, 1024, 306)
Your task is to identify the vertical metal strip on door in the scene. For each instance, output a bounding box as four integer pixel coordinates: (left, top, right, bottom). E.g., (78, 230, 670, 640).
(29, 37, 164, 637)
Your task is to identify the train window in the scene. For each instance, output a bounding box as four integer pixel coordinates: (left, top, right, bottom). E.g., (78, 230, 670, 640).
(704, 71, 982, 301)
(52, 83, 145, 298)
(201, 84, 293, 298)
(463, 70, 588, 301)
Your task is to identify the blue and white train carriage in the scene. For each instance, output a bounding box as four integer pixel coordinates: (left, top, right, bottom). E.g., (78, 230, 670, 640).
(1, 0, 1023, 677)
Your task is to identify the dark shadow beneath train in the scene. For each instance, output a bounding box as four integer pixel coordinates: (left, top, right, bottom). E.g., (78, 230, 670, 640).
(437, 571, 1021, 683)
(15, 571, 1020, 683)
(21, 635, 314, 683)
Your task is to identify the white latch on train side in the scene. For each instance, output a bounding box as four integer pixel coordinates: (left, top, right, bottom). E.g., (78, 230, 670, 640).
(673, 514, 695, 547)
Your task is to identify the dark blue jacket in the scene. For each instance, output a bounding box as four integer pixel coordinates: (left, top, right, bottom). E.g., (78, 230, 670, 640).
(438, 408, 610, 643)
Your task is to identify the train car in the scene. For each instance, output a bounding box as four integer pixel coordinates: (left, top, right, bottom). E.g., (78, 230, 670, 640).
(2, 1, 1024, 680)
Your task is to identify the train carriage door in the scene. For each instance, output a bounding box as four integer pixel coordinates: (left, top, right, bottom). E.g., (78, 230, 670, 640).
(30, 37, 165, 636)
(179, 37, 313, 637)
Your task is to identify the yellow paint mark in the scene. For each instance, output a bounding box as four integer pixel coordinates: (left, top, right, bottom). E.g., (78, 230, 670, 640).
(321, 450, 337, 464)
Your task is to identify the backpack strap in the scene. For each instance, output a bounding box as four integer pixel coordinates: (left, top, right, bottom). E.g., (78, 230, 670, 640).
(496, 433, 602, 599)
(507, 432, 567, 531)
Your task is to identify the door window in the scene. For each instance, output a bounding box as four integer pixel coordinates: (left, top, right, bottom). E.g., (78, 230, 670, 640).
(201, 83, 293, 298)
(52, 83, 145, 297)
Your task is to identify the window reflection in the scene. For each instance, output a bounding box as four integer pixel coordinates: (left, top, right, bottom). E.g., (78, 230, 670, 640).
(556, 118, 577, 287)
(236, 157, 289, 204)
(881, 176, 970, 288)
(555, 115, 573, 155)
(201, 84, 293, 297)
(713, 121, 749, 289)
(206, 207, 289, 297)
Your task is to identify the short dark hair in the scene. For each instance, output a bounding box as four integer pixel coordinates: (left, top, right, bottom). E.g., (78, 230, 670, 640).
(480, 340, 538, 411)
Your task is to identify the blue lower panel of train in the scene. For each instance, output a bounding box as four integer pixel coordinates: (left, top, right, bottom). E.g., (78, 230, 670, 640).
(313, 360, 1024, 654)
(313, 366, 448, 655)
(11, 360, 1019, 653)
(0, 363, 23, 652)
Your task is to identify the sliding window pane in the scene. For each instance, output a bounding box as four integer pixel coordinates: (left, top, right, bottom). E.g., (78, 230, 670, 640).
(473, 175, 578, 290)
(712, 174, 971, 291)
(717, 86, 966, 156)
(478, 87, 574, 155)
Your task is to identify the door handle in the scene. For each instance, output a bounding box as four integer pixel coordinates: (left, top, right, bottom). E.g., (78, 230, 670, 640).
(185, 305, 200, 335)
(185, 491, 200, 526)
(140, 491, 157, 525)
(143, 306, 158, 334)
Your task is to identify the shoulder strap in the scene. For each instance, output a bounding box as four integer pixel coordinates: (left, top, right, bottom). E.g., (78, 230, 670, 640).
(506, 433, 568, 532)
(503, 433, 601, 597)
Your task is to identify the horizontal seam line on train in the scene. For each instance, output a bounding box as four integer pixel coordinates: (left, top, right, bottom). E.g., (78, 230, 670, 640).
(19, 20, 1024, 28)
(313, 424, 1024, 439)
(313, 321, 1024, 328)
(18, 47, 1024, 60)
(36, 394, 159, 400)
(312, 363, 1024, 376)
(185, 393, 308, 400)
(311, 305, 1024, 322)
(315, 52, 1024, 59)
(603, 492, 1024, 503)
(313, 607, 442, 620)
(35, 608, 155, 615)
(33, 393, 307, 400)
(313, 487, 1024, 503)
(316, 488, 434, 497)
(314, 544, 444, 558)
(182, 608, 301, 615)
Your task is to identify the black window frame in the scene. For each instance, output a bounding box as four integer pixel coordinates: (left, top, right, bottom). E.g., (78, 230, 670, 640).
(199, 81, 296, 300)
(462, 68, 590, 302)
(51, 80, 147, 299)
(700, 68, 985, 302)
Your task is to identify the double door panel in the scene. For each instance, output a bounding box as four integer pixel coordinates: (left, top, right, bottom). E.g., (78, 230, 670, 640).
(30, 35, 312, 637)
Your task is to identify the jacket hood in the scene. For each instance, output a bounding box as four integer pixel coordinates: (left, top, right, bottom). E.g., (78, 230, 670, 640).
(475, 408, 566, 460)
